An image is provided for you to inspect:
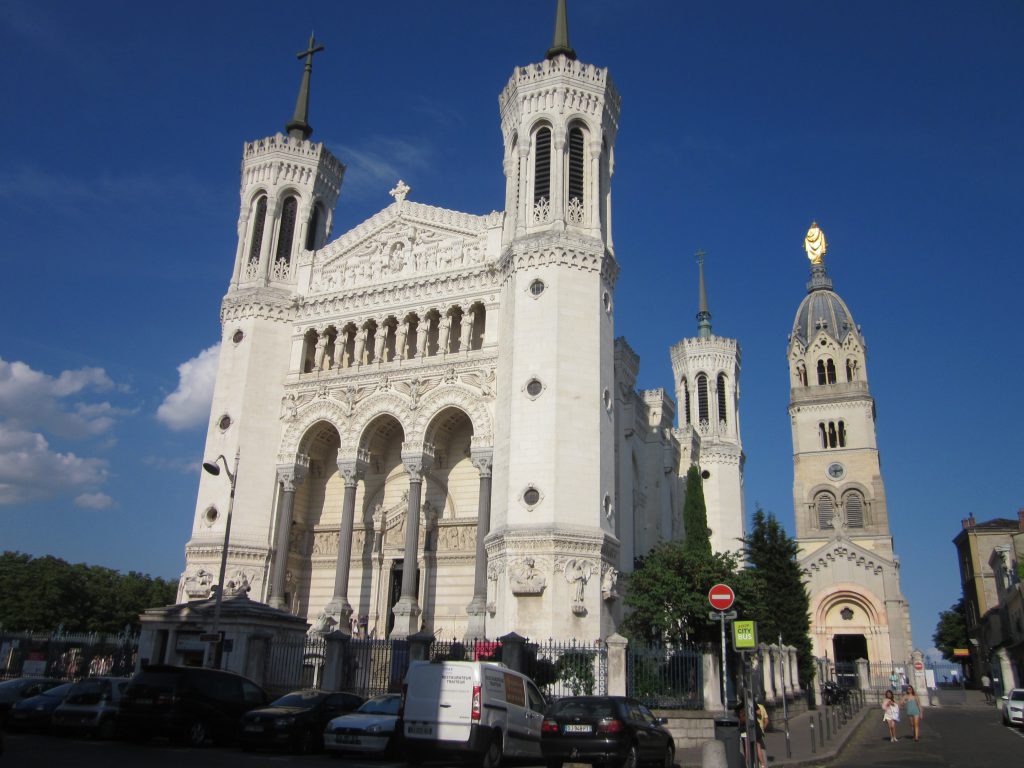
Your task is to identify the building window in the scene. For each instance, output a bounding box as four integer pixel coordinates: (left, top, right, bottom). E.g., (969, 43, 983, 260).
(846, 359, 855, 382)
(523, 487, 541, 506)
(530, 279, 545, 296)
(526, 378, 543, 398)
(682, 378, 691, 425)
(826, 358, 837, 384)
(248, 196, 267, 262)
(820, 420, 847, 449)
(567, 125, 585, 224)
(845, 491, 864, 528)
(816, 492, 835, 529)
(817, 360, 826, 385)
(305, 202, 323, 250)
(533, 126, 552, 222)
(696, 374, 709, 423)
(716, 373, 728, 425)
(819, 423, 828, 449)
(838, 420, 847, 447)
(232, 329, 244, 344)
(275, 195, 298, 265)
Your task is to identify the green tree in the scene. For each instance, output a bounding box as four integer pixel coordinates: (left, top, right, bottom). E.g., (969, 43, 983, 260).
(683, 465, 712, 556)
(0, 551, 177, 632)
(932, 597, 970, 662)
(741, 507, 815, 687)
(623, 540, 745, 644)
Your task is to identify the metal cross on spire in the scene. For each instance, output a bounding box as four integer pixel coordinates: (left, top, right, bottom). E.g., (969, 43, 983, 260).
(286, 33, 325, 141)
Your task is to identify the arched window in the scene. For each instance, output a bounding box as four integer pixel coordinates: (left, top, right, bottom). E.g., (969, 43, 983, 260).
(696, 374, 709, 424)
(682, 378, 691, 425)
(533, 127, 552, 222)
(817, 360, 827, 385)
(846, 359, 854, 382)
(828, 422, 838, 448)
(838, 420, 847, 447)
(797, 364, 808, 387)
(248, 196, 267, 262)
(567, 125, 585, 224)
(819, 423, 828, 449)
(816, 492, 835, 529)
(717, 373, 728, 425)
(305, 202, 324, 250)
(844, 491, 864, 528)
(301, 329, 318, 373)
(275, 195, 298, 265)
(826, 358, 837, 384)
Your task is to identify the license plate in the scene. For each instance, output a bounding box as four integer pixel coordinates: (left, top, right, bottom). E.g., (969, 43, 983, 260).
(564, 724, 591, 733)
(407, 724, 433, 735)
(336, 734, 361, 744)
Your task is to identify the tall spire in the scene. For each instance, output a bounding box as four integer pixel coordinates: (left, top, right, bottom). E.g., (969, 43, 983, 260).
(286, 34, 324, 141)
(696, 249, 713, 339)
(546, 0, 577, 60)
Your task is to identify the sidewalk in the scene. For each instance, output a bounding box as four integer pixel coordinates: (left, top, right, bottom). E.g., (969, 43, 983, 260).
(677, 704, 868, 768)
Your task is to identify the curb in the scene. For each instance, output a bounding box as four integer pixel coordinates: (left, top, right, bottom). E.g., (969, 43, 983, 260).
(770, 706, 869, 768)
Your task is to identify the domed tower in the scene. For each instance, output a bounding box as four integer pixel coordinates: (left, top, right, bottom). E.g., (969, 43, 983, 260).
(670, 251, 746, 555)
(489, 0, 622, 640)
(788, 223, 912, 668)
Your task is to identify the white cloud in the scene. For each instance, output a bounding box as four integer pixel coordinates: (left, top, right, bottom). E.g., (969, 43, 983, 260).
(156, 345, 220, 431)
(144, 455, 201, 475)
(74, 492, 114, 510)
(327, 138, 433, 201)
(0, 424, 108, 505)
(0, 357, 125, 439)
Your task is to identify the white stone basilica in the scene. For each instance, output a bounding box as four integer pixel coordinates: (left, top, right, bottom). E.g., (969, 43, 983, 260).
(178, 4, 748, 643)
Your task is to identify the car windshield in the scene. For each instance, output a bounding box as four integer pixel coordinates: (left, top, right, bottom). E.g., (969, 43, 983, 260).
(1010, 691, 1024, 701)
(358, 695, 401, 715)
(270, 691, 328, 708)
(65, 679, 108, 705)
(548, 699, 616, 718)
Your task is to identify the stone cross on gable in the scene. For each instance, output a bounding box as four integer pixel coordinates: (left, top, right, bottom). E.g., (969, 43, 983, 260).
(390, 180, 411, 202)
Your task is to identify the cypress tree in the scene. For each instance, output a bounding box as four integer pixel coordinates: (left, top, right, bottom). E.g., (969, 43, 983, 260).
(682, 465, 712, 556)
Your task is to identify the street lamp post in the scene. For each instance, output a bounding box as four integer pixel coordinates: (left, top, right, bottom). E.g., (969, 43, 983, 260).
(202, 449, 239, 669)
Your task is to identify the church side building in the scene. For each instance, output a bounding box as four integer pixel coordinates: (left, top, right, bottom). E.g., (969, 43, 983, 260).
(179, 3, 741, 643)
(788, 225, 913, 666)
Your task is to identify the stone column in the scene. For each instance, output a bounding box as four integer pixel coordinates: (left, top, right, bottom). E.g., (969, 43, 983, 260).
(758, 644, 772, 702)
(996, 647, 1015, 697)
(789, 645, 802, 694)
(269, 464, 305, 610)
(703, 650, 724, 711)
(606, 633, 628, 697)
(465, 449, 493, 640)
(324, 458, 364, 625)
(771, 644, 785, 698)
(499, 631, 527, 674)
(856, 657, 871, 692)
(257, 195, 280, 277)
(390, 453, 431, 638)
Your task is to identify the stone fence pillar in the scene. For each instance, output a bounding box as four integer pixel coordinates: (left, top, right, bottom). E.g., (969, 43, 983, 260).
(856, 657, 871, 692)
(606, 634, 628, 696)
(321, 630, 351, 691)
(703, 649, 724, 711)
(408, 631, 434, 663)
(499, 631, 527, 674)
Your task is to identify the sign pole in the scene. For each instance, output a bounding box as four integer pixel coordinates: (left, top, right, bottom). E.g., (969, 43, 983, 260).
(708, 583, 737, 709)
(721, 613, 728, 708)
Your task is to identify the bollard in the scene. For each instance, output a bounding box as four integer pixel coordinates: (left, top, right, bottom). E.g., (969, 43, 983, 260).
(824, 706, 830, 740)
(810, 718, 816, 754)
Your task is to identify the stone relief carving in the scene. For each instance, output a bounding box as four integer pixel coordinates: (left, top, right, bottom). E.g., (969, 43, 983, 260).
(224, 569, 252, 596)
(560, 558, 594, 615)
(308, 611, 338, 636)
(601, 566, 619, 602)
(509, 557, 547, 595)
(183, 568, 215, 599)
(312, 531, 339, 557)
(437, 524, 477, 552)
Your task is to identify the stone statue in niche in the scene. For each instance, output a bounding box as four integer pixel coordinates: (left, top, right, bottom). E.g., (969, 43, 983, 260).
(601, 567, 619, 602)
(510, 557, 546, 595)
(564, 559, 593, 613)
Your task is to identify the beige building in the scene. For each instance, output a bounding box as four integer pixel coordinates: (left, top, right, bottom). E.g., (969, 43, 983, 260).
(178, 3, 747, 643)
(788, 229, 913, 666)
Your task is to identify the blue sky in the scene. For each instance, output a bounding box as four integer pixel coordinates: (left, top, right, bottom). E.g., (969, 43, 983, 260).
(1, 1, 1021, 652)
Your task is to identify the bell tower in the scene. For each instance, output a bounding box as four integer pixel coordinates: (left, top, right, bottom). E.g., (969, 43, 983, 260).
(490, 0, 622, 641)
(229, 35, 344, 291)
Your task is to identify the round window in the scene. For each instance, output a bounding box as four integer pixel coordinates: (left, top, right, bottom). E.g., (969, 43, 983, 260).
(603, 388, 612, 412)
(529, 279, 545, 296)
(232, 329, 244, 344)
(526, 378, 543, 397)
(204, 507, 219, 526)
(218, 414, 232, 431)
(603, 292, 612, 313)
(701, 469, 711, 480)
(523, 488, 541, 506)
(603, 494, 613, 519)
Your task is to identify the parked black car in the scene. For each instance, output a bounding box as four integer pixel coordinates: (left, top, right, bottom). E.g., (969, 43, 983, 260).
(0, 678, 63, 726)
(117, 664, 268, 746)
(541, 696, 674, 768)
(5, 682, 74, 732)
(239, 689, 363, 753)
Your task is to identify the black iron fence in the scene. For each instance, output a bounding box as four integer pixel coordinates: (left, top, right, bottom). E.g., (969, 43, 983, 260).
(627, 642, 703, 709)
(0, 627, 138, 681)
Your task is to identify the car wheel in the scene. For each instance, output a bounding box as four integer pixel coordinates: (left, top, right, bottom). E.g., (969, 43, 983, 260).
(186, 719, 210, 747)
(480, 733, 503, 768)
(620, 744, 638, 768)
(663, 743, 675, 768)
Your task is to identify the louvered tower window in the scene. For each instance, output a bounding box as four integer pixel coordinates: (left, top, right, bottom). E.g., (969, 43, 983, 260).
(248, 196, 267, 261)
(305, 203, 322, 250)
(717, 373, 728, 425)
(567, 126, 585, 223)
(534, 127, 552, 206)
(276, 195, 298, 265)
(682, 379, 691, 425)
(696, 374, 709, 423)
(826, 359, 837, 384)
(819, 423, 828, 449)
(817, 360, 827, 385)
(845, 491, 864, 528)
(838, 420, 847, 447)
(846, 359, 854, 382)
(816, 492, 835, 529)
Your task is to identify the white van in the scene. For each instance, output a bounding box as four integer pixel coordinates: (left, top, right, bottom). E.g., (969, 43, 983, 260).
(402, 660, 547, 767)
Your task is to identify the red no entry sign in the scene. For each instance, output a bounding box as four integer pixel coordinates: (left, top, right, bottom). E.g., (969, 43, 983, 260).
(709, 583, 735, 611)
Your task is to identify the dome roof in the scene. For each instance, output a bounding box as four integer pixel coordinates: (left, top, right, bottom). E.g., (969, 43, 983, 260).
(791, 264, 859, 347)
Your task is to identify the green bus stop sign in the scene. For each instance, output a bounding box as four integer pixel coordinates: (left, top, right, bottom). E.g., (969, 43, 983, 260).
(733, 620, 758, 649)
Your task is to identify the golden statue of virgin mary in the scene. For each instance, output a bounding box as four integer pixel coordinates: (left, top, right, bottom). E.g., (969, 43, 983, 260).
(804, 222, 827, 264)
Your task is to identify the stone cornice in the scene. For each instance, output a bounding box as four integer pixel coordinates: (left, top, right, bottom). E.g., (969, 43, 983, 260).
(221, 288, 297, 325)
(499, 234, 619, 287)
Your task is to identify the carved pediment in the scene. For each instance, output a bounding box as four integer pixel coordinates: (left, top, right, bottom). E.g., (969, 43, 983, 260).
(306, 202, 500, 294)
(801, 537, 891, 576)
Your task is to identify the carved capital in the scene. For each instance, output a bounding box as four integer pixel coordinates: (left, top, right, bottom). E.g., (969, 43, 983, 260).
(277, 462, 308, 492)
(471, 448, 494, 478)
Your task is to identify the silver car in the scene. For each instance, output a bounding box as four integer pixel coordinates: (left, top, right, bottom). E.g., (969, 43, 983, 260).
(51, 676, 129, 739)
(1002, 688, 1024, 727)
(324, 693, 402, 755)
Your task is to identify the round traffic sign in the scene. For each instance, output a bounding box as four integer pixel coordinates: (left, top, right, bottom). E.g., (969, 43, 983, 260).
(914, 661, 924, 671)
(709, 583, 735, 611)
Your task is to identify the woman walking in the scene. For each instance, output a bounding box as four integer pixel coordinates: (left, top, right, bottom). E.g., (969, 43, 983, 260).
(902, 685, 922, 741)
(882, 690, 900, 742)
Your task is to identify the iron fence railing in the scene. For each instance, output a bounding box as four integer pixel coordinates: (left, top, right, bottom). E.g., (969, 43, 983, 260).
(627, 642, 703, 709)
(0, 628, 138, 681)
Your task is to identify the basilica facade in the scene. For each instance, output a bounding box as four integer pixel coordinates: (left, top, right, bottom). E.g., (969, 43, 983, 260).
(178, 4, 747, 643)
